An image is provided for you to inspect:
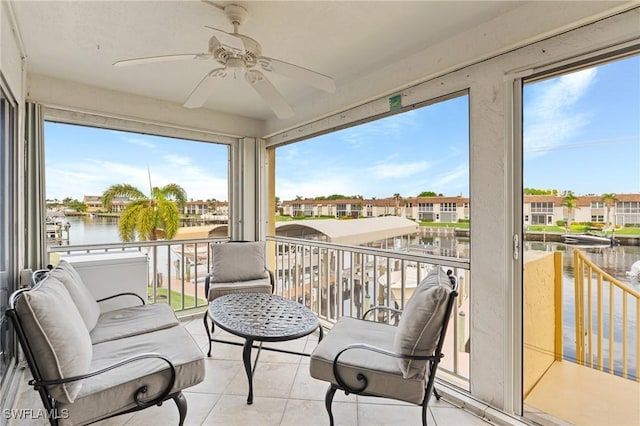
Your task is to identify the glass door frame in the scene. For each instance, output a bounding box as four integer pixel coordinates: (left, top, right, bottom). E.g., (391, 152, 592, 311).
(513, 41, 640, 421)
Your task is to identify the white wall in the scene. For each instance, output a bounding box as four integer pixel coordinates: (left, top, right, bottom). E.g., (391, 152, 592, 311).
(1, 1, 26, 274)
(28, 73, 265, 140)
(1, 1, 23, 99)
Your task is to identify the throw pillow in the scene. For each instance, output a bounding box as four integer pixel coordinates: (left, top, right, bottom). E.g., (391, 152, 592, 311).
(49, 259, 101, 332)
(210, 241, 267, 283)
(393, 266, 452, 378)
(15, 276, 93, 403)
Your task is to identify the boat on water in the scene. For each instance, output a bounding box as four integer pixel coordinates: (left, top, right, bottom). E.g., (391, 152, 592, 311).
(46, 216, 70, 244)
(626, 260, 640, 280)
(562, 232, 619, 246)
(406, 242, 440, 254)
(377, 264, 435, 303)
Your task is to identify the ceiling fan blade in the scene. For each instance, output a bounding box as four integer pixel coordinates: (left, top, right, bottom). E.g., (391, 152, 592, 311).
(200, 0, 223, 11)
(113, 53, 211, 67)
(205, 26, 246, 56)
(257, 57, 336, 93)
(245, 70, 294, 119)
(184, 68, 227, 109)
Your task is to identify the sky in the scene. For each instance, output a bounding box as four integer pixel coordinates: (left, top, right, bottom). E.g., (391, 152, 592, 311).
(46, 55, 639, 203)
(45, 126, 229, 202)
(523, 55, 640, 196)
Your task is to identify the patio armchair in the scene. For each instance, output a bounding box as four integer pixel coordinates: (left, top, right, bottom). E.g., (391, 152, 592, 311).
(202, 240, 275, 356)
(309, 266, 458, 426)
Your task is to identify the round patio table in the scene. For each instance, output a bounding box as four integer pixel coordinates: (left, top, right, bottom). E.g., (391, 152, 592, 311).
(208, 292, 322, 404)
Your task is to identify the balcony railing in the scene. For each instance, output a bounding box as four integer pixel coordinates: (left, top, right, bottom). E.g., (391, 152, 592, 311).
(573, 249, 640, 381)
(49, 235, 472, 383)
(48, 238, 227, 314)
(266, 235, 471, 383)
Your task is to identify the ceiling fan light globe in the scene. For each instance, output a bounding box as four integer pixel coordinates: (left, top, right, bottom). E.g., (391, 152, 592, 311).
(226, 57, 245, 69)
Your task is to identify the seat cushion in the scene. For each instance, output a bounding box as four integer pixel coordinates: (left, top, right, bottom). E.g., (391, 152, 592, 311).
(210, 241, 267, 283)
(58, 326, 205, 426)
(393, 266, 452, 378)
(90, 303, 179, 344)
(207, 277, 272, 301)
(310, 317, 426, 405)
(48, 259, 101, 332)
(15, 276, 92, 403)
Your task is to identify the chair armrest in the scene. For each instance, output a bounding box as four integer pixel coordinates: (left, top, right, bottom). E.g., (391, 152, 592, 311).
(96, 292, 146, 305)
(204, 273, 211, 300)
(267, 269, 275, 293)
(29, 353, 176, 409)
(332, 343, 442, 394)
(31, 266, 53, 286)
(362, 305, 403, 322)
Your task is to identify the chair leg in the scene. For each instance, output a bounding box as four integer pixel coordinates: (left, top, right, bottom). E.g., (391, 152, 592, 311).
(422, 399, 428, 426)
(433, 387, 441, 400)
(325, 384, 338, 426)
(202, 310, 214, 357)
(173, 392, 187, 426)
(422, 360, 440, 426)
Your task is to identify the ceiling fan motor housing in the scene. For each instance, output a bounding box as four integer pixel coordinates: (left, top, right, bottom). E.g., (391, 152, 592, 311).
(209, 33, 261, 68)
(224, 4, 249, 27)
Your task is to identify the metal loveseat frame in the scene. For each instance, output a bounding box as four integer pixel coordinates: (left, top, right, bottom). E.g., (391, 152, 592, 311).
(6, 263, 204, 425)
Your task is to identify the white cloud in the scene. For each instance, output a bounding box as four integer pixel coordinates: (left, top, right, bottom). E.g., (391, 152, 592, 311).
(396, 164, 469, 198)
(124, 137, 157, 149)
(163, 154, 191, 167)
(47, 158, 228, 202)
(524, 68, 597, 158)
(339, 110, 419, 148)
(46, 160, 146, 201)
(368, 160, 431, 179)
(277, 144, 300, 162)
(433, 165, 468, 188)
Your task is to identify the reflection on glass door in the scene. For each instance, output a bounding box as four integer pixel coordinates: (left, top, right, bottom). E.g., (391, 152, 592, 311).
(522, 54, 640, 425)
(0, 85, 16, 404)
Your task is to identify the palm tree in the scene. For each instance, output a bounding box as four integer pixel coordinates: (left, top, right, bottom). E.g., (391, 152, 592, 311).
(393, 193, 402, 216)
(102, 183, 187, 242)
(562, 191, 578, 230)
(601, 193, 618, 228)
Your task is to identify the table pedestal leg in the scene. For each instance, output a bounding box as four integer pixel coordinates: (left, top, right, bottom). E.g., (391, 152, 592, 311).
(243, 338, 254, 404)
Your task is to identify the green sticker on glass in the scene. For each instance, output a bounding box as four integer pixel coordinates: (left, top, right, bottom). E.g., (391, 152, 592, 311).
(389, 94, 402, 111)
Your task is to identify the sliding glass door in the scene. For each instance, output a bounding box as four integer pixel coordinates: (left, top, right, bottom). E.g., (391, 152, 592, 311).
(522, 52, 640, 425)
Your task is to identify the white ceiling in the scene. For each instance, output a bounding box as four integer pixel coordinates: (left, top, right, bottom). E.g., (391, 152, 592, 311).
(9, 0, 632, 130)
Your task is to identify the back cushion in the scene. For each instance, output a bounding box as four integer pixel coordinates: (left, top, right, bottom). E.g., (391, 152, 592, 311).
(49, 259, 101, 331)
(393, 266, 452, 378)
(211, 241, 267, 283)
(15, 276, 93, 403)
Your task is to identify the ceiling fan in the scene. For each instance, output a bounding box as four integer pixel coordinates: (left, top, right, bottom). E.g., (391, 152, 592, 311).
(113, 3, 336, 118)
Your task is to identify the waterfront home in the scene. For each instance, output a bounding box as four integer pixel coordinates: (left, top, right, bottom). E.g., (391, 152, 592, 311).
(1, 2, 639, 425)
(281, 194, 640, 226)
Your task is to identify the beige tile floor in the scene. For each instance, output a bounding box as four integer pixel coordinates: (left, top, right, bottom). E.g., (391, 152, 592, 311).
(9, 316, 493, 426)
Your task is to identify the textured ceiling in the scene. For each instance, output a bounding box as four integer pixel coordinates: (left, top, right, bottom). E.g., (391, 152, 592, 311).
(12, 1, 525, 121)
(10, 1, 630, 127)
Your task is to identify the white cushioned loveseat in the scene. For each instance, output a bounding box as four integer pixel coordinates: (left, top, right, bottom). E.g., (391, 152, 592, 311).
(7, 260, 205, 426)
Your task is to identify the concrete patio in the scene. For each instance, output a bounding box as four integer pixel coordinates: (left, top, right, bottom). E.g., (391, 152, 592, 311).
(9, 315, 496, 426)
